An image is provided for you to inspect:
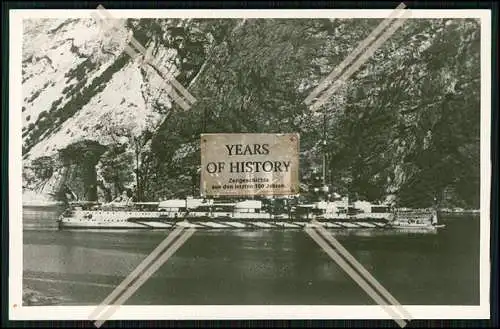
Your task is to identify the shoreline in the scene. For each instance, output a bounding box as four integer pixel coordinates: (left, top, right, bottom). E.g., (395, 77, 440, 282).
(23, 285, 64, 306)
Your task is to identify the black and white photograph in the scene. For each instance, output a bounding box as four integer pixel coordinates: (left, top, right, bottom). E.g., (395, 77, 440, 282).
(8, 5, 491, 324)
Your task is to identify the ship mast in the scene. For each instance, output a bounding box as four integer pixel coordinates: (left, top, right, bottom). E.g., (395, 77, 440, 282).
(321, 106, 329, 201)
(134, 136, 140, 202)
(322, 106, 327, 187)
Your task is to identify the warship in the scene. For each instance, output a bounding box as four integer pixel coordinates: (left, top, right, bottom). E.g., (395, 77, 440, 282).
(57, 193, 442, 230)
(57, 129, 442, 230)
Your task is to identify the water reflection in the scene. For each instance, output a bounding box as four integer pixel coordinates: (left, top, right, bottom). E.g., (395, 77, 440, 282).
(23, 206, 480, 306)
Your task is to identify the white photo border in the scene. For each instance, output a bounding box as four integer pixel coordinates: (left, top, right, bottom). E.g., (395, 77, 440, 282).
(9, 8, 492, 321)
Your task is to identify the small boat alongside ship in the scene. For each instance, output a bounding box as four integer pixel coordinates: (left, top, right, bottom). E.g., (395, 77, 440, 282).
(57, 196, 443, 230)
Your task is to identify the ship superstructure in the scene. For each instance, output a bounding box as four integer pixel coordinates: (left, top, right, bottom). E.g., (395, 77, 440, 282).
(57, 196, 441, 230)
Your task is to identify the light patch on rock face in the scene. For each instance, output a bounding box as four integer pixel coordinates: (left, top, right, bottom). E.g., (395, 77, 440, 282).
(22, 18, 117, 127)
(172, 142, 197, 162)
(423, 130, 433, 150)
(22, 17, 181, 162)
(26, 60, 165, 160)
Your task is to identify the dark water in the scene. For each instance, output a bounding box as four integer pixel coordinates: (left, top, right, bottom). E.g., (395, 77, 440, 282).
(23, 206, 480, 306)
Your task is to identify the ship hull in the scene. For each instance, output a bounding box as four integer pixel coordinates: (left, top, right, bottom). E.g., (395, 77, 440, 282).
(58, 220, 151, 229)
(57, 209, 440, 230)
(57, 210, 390, 230)
(58, 219, 389, 230)
(387, 223, 438, 230)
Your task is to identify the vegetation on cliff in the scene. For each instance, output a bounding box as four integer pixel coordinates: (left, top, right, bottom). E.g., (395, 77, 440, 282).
(22, 18, 481, 208)
(141, 18, 480, 208)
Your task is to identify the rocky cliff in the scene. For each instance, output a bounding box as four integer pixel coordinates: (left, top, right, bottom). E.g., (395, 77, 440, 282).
(21, 17, 480, 208)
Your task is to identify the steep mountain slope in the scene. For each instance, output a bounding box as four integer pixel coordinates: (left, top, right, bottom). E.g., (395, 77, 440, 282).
(21, 17, 481, 208)
(21, 17, 237, 202)
(22, 18, 174, 160)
